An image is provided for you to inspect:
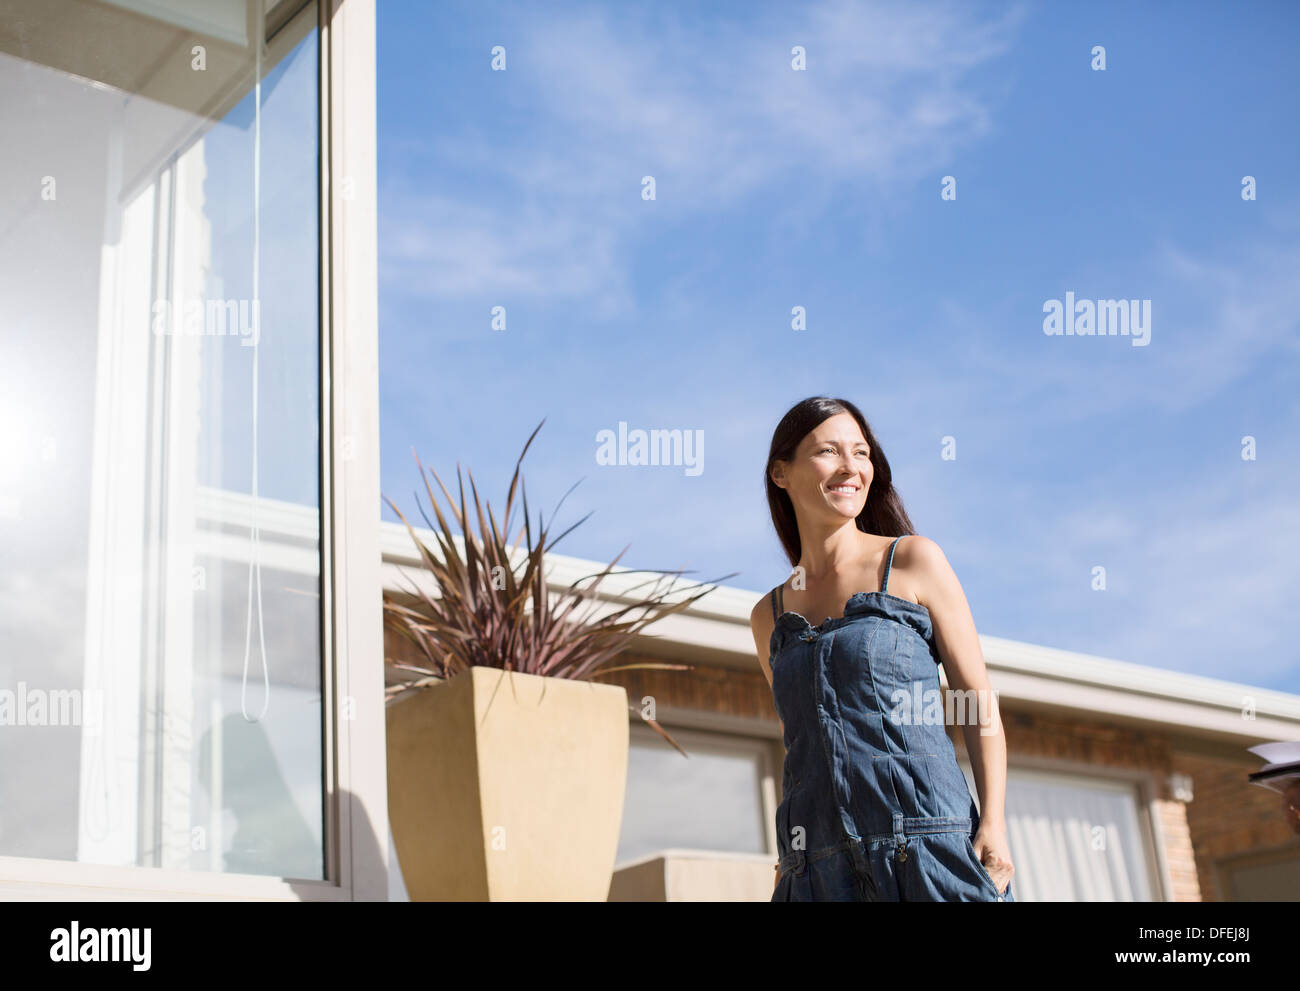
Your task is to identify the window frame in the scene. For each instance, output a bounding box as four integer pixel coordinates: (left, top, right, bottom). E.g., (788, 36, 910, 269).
(0, 0, 386, 901)
(618, 712, 782, 867)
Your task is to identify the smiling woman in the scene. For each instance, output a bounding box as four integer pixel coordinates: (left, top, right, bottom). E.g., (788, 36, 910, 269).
(749, 396, 1015, 902)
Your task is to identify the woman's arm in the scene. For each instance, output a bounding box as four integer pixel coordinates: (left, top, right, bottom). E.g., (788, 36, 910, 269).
(908, 535, 1015, 895)
(750, 597, 785, 892)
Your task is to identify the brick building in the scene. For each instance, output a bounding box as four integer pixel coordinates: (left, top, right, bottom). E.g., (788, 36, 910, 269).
(383, 526, 1300, 902)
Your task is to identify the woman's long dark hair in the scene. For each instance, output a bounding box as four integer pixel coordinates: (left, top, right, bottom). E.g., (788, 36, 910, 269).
(764, 397, 916, 567)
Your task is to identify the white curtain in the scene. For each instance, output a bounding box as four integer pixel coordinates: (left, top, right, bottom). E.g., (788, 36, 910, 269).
(960, 764, 1157, 901)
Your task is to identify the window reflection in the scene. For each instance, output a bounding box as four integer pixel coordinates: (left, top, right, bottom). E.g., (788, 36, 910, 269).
(617, 723, 771, 865)
(0, 0, 323, 878)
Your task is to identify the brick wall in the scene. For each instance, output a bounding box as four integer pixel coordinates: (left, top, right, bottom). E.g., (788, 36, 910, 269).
(1171, 751, 1298, 901)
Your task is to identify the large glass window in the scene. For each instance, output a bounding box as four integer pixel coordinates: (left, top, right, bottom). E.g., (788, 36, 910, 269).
(616, 723, 774, 865)
(958, 762, 1160, 901)
(1216, 848, 1300, 901)
(0, 0, 323, 879)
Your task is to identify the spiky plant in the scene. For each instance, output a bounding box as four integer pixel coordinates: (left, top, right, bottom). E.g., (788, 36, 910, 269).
(382, 419, 736, 756)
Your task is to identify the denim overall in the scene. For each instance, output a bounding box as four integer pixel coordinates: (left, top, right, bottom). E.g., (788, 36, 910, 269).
(769, 535, 1012, 902)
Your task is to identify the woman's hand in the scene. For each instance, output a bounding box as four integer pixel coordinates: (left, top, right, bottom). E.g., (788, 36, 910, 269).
(971, 823, 1015, 896)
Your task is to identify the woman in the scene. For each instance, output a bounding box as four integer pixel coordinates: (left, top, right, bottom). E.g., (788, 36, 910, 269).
(749, 396, 1015, 901)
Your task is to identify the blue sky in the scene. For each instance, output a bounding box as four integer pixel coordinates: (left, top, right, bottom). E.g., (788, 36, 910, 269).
(375, 0, 1300, 692)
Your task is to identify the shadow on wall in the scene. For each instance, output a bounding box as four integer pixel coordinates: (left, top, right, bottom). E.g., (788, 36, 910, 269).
(198, 713, 319, 879)
(388, 829, 409, 900)
(198, 713, 392, 898)
(285, 785, 389, 901)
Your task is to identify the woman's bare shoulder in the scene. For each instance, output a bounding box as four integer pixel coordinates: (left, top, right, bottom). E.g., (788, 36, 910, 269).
(749, 588, 776, 636)
(895, 534, 962, 606)
(750, 588, 778, 669)
(899, 533, 946, 562)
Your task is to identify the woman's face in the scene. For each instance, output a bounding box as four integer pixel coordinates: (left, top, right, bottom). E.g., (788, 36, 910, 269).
(771, 412, 873, 523)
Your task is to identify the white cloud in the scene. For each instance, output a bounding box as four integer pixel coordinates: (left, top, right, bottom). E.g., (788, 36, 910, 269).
(380, 0, 1028, 303)
(1034, 471, 1300, 685)
(380, 193, 632, 314)
(1149, 239, 1300, 408)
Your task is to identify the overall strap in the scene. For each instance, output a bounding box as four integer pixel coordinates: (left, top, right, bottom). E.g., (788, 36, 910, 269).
(881, 535, 905, 594)
(769, 582, 786, 620)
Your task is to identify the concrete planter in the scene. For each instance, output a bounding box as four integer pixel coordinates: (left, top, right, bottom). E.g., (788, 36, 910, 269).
(386, 666, 630, 900)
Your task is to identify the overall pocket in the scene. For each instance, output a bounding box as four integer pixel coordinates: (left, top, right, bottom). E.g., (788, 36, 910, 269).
(964, 835, 1005, 898)
(776, 788, 801, 866)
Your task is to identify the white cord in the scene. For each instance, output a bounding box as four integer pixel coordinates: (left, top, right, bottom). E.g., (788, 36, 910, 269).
(242, 23, 269, 723)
